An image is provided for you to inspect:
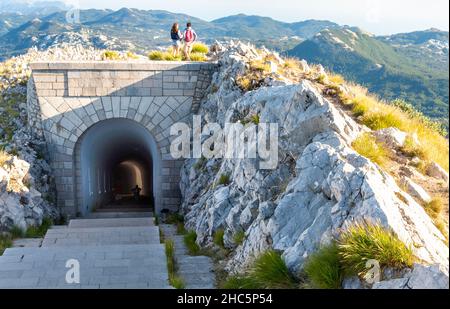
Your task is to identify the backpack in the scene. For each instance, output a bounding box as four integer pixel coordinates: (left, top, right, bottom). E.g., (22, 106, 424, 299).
(185, 29, 194, 42)
(171, 31, 179, 40)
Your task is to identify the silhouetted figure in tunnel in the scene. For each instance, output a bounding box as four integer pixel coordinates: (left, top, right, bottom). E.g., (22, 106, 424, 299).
(132, 185, 142, 201)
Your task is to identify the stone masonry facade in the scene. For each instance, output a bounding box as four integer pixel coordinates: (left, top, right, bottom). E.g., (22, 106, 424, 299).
(27, 61, 217, 217)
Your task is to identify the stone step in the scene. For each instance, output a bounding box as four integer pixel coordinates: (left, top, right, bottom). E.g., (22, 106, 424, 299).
(42, 226, 160, 247)
(0, 244, 170, 289)
(85, 211, 153, 219)
(69, 217, 154, 229)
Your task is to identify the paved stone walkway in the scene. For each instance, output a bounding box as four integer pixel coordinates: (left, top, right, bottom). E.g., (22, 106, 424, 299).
(0, 212, 170, 289)
(160, 224, 216, 289)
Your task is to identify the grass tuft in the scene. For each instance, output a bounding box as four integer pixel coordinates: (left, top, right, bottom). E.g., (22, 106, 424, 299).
(336, 83, 448, 171)
(184, 231, 201, 255)
(25, 217, 53, 238)
(304, 243, 342, 289)
(101, 50, 121, 60)
(188, 52, 207, 62)
(216, 174, 231, 187)
(0, 234, 13, 256)
(191, 42, 209, 54)
(222, 250, 297, 289)
(213, 229, 225, 248)
(165, 239, 185, 289)
(339, 223, 414, 277)
(0, 150, 11, 166)
(233, 230, 246, 245)
(352, 133, 388, 167)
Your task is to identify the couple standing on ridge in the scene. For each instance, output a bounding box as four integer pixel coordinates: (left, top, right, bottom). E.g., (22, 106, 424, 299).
(171, 22, 198, 60)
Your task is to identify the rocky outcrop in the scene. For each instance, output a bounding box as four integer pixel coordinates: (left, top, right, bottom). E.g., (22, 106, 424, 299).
(373, 264, 449, 289)
(179, 42, 449, 288)
(0, 156, 57, 231)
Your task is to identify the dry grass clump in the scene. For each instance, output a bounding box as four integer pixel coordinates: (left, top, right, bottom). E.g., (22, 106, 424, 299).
(322, 75, 449, 172)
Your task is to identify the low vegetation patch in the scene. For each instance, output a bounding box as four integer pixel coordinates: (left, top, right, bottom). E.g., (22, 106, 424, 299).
(352, 133, 389, 167)
(328, 79, 449, 171)
(101, 50, 121, 60)
(0, 149, 11, 166)
(165, 239, 185, 289)
(339, 223, 414, 276)
(191, 42, 209, 54)
(233, 230, 246, 246)
(184, 231, 201, 255)
(0, 218, 53, 255)
(303, 223, 414, 288)
(423, 197, 448, 239)
(25, 217, 53, 238)
(0, 234, 13, 255)
(216, 173, 231, 187)
(304, 243, 342, 289)
(213, 229, 225, 248)
(222, 250, 298, 289)
(148, 43, 208, 62)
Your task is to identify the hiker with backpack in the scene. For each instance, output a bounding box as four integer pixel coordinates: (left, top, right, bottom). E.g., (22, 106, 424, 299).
(170, 23, 183, 57)
(183, 22, 198, 60)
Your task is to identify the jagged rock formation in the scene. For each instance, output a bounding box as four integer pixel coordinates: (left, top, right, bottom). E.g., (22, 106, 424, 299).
(179, 42, 449, 288)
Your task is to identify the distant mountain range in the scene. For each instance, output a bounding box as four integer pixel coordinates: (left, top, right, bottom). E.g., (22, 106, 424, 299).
(289, 27, 449, 123)
(0, 3, 448, 124)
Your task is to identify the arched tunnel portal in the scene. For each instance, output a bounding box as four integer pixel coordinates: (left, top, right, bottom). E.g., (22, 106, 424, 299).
(74, 118, 159, 216)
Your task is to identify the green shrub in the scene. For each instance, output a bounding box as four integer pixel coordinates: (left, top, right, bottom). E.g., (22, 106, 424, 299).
(221, 275, 260, 289)
(362, 112, 403, 130)
(184, 231, 201, 255)
(216, 174, 231, 186)
(304, 243, 342, 289)
(148, 50, 165, 60)
(213, 229, 225, 248)
(102, 50, 121, 60)
(339, 223, 414, 277)
(250, 114, 260, 125)
(352, 133, 388, 167)
(25, 217, 53, 238)
(165, 239, 185, 289)
(0, 234, 13, 255)
(189, 52, 207, 62)
(165, 239, 176, 274)
(223, 250, 297, 289)
(166, 213, 184, 224)
(233, 230, 246, 245)
(170, 275, 185, 289)
(191, 42, 209, 54)
(10, 225, 24, 238)
(176, 222, 187, 235)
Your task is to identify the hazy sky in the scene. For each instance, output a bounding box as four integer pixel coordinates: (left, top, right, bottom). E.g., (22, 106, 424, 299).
(63, 0, 449, 35)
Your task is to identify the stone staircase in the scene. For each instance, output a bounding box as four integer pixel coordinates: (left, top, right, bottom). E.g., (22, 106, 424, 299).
(160, 224, 216, 289)
(0, 212, 171, 289)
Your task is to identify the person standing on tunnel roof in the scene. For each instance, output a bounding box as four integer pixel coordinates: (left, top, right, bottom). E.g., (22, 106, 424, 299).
(183, 22, 198, 61)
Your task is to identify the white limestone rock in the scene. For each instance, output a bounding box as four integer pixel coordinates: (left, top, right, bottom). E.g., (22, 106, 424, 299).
(374, 127, 408, 149)
(373, 264, 449, 289)
(179, 42, 449, 285)
(426, 162, 449, 183)
(400, 176, 432, 204)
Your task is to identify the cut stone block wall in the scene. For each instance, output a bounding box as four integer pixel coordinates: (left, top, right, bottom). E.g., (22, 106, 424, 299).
(28, 61, 217, 217)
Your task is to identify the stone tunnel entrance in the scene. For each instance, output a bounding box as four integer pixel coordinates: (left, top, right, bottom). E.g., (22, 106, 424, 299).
(27, 61, 216, 218)
(75, 118, 159, 216)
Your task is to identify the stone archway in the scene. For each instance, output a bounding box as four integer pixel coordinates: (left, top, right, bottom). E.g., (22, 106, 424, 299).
(27, 61, 216, 218)
(73, 118, 161, 217)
